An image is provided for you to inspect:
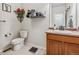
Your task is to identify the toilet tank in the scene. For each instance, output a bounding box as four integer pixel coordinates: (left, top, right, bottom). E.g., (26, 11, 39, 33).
(20, 31, 28, 38)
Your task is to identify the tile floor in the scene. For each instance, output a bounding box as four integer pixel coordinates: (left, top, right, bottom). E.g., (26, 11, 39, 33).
(1, 43, 46, 55)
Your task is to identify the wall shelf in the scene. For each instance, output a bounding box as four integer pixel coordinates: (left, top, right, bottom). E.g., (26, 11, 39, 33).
(27, 16, 45, 18)
(26, 9, 45, 18)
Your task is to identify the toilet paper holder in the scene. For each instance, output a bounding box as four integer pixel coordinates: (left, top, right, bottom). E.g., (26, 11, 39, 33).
(0, 20, 6, 22)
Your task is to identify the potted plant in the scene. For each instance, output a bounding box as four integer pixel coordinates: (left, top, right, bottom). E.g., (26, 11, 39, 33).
(14, 8, 25, 23)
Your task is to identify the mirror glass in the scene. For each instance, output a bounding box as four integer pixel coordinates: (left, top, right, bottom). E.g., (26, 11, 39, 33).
(66, 3, 77, 29)
(49, 3, 77, 29)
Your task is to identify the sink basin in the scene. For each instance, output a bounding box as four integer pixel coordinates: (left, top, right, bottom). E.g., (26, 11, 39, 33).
(70, 31, 79, 35)
(51, 30, 72, 34)
(47, 30, 79, 36)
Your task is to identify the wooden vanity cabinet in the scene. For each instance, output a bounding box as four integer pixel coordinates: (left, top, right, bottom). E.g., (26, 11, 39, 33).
(47, 40, 63, 55)
(46, 33, 79, 55)
(64, 43, 79, 55)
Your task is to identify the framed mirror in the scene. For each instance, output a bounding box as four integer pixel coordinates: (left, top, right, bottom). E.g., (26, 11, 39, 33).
(49, 3, 65, 28)
(49, 3, 77, 30)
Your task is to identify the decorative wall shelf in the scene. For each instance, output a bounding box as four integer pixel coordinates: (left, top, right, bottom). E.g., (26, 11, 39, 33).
(27, 16, 45, 18)
(26, 9, 45, 18)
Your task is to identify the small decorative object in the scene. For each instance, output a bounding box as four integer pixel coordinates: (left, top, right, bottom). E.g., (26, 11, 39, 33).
(2, 3, 11, 12)
(59, 26, 65, 30)
(53, 24, 57, 30)
(68, 16, 73, 28)
(14, 8, 25, 23)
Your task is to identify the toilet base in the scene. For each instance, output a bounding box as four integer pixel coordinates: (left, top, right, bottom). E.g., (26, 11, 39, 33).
(13, 43, 24, 50)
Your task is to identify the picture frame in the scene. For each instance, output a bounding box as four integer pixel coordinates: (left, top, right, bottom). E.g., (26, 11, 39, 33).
(2, 3, 6, 11)
(2, 3, 11, 12)
(6, 4, 11, 12)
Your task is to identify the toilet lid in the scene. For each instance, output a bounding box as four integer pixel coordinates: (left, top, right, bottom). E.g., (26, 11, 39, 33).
(12, 38, 24, 44)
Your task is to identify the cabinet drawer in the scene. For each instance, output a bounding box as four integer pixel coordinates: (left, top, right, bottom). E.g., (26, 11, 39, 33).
(47, 33, 79, 44)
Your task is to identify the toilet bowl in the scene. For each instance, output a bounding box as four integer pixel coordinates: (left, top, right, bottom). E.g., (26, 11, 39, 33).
(11, 31, 28, 50)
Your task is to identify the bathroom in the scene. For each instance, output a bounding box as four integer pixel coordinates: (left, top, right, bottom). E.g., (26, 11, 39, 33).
(0, 3, 79, 55)
(0, 3, 49, 55)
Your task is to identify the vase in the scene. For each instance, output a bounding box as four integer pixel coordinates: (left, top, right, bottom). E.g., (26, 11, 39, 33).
(17, 17, 24, 23)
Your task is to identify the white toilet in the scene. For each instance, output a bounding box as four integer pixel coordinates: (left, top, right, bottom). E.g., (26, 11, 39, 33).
(11, 31, 28, 50)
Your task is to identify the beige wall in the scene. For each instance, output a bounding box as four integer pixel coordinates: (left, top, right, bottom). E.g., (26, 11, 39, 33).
(0, 3, 22, 50)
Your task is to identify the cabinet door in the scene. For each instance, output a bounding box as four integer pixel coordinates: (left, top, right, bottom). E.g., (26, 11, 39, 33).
(64, 43, 79, 55)
(47, 40, 63, 55)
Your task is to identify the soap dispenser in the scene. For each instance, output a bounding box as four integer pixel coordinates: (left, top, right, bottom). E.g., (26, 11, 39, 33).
(53, 24, 57, 30)
(78, 26, 79, 31)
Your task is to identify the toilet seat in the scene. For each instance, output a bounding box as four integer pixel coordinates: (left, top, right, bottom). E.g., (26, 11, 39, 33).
(11, 38, 24, 45)
(11, 31, 28, 50)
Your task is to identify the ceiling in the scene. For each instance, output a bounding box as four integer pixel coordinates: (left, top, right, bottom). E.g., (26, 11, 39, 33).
(23, 3, 47, 10)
